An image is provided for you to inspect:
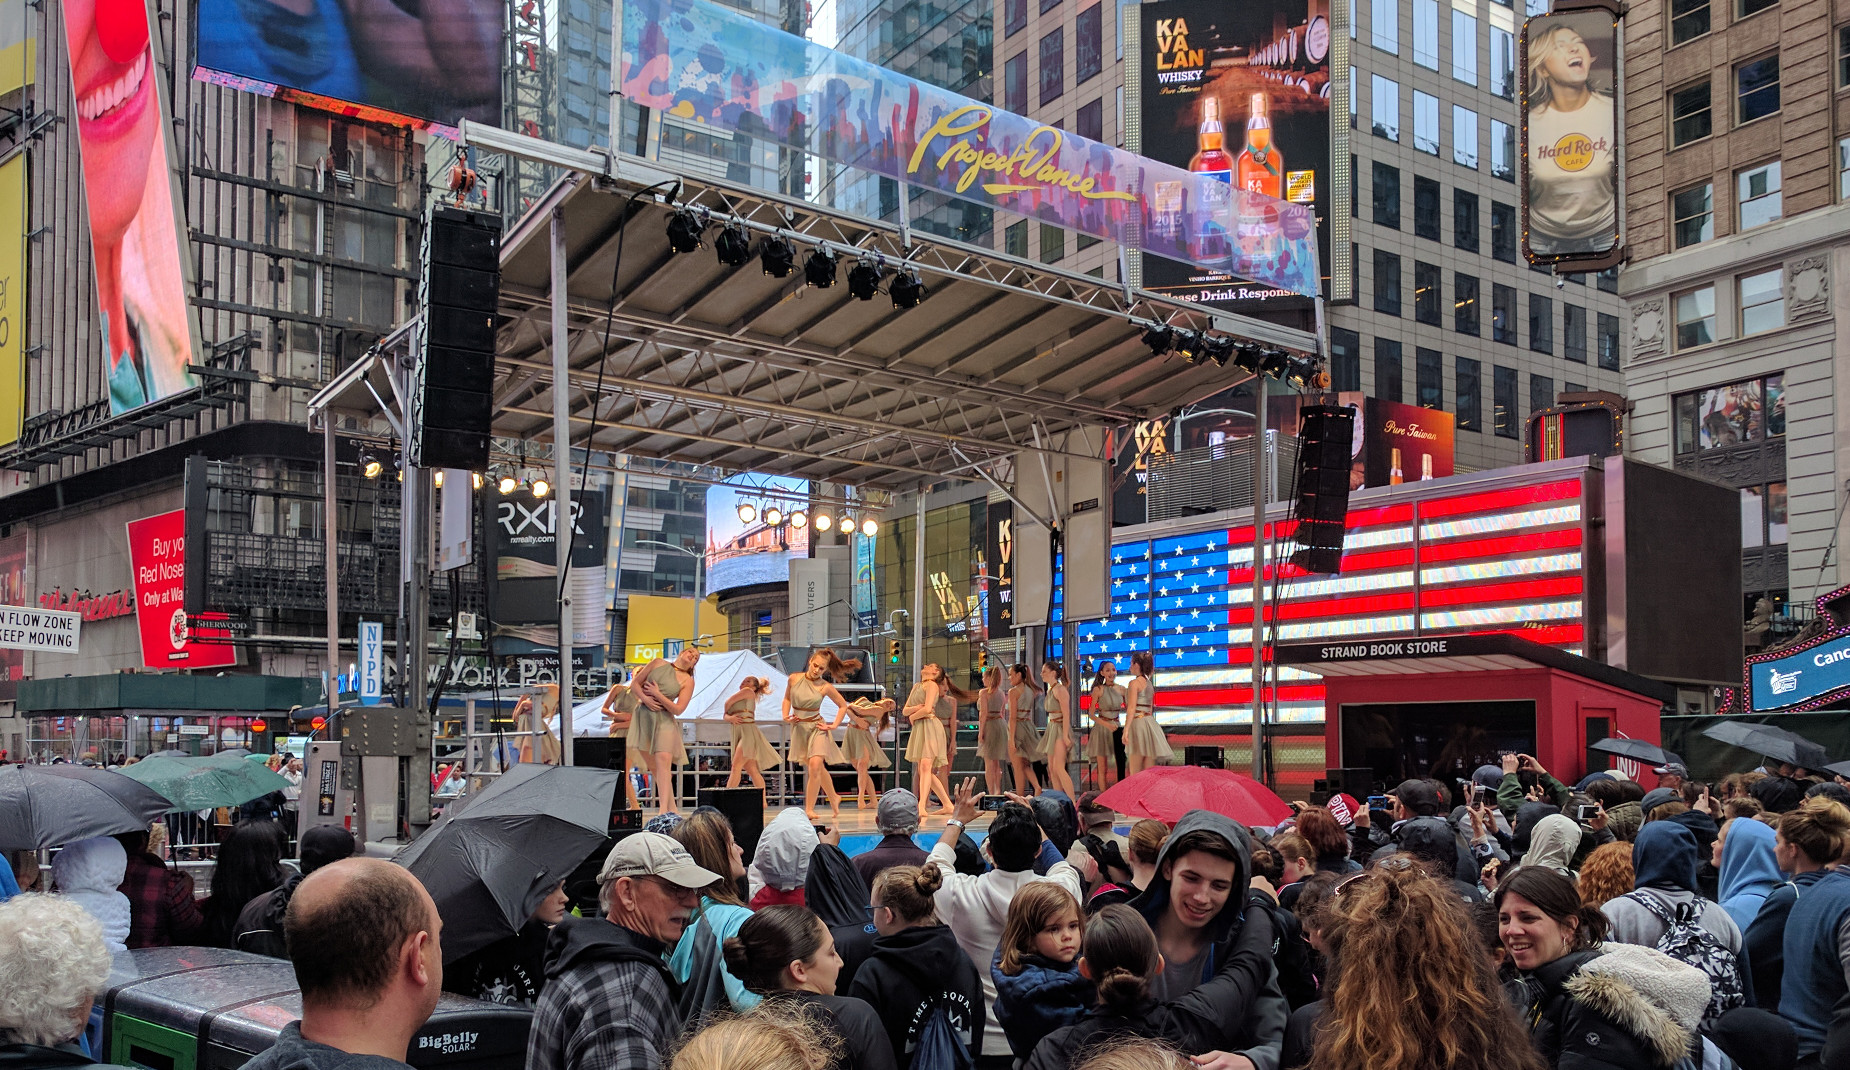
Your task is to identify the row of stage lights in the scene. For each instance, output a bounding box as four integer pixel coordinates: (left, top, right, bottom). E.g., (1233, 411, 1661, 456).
(666, 208, 928, 309)
(357, 449, 555, 498)
(1142, 326, 1328, 391)
(736, 500, 879, 537)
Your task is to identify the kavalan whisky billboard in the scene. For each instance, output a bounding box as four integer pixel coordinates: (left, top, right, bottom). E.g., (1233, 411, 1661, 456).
(1134, 0, 1345, 316)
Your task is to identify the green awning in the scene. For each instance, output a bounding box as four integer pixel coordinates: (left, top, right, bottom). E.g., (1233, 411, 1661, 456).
(17, 674, 322, 714)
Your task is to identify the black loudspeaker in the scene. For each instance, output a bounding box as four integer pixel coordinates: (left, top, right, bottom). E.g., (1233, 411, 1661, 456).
(1184, 745, 1225, 769)
(697, 787, 766, 862)
(1291, 406, 1357, 574)
(1326, 767, 1374, 800)
(573, 736, 627, 773)
(411, 206, 501, 471)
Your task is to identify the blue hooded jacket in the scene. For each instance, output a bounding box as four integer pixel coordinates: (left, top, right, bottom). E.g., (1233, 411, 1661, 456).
(1718, 817, 1783, 930)
(1632, 821, 1700, 892)
(990, 946, 1092, 1058)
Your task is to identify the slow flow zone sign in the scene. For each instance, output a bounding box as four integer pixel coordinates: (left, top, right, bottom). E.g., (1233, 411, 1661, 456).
(0, 606, 81, 653)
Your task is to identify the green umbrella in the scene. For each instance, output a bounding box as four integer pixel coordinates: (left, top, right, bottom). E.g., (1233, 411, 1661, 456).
(120, 752, 291, 812)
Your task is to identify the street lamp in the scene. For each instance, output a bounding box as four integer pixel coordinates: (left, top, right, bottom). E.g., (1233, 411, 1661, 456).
(636, 539, 708, 649)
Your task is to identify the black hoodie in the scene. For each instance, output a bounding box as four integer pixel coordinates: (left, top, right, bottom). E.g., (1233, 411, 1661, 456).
(847, 923, 985, 1067)
(224, 1022, 413, 1070)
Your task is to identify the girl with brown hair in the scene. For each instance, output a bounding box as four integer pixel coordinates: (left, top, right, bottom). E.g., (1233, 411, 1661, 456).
(992, 883, 1089, 1058)
(1087, 662, 1126, 791)
(839, 694, 895, 811)
(1007, 663, 1044, 795)
(667, 808, 758, 1013)
(902, 664, 972, 820)
(1123, 651, 1169, 775)
(633, 650, 700, 814)
(723, 676, 779, 791)
(1575, 840, 1635, 910)
(1746, 796, 1850, 1008)
(976, 666, 1010, 797)
(721, 905, 898, 1070)
(783, 648, 858, 820)
(1040, 661, 1076, 796)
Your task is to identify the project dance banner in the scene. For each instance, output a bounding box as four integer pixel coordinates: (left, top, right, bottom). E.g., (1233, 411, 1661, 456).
(620, 0, 1320, 297)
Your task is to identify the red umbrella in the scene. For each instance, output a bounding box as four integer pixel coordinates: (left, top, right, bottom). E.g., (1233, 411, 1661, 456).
(1095, 766, 1294, 826)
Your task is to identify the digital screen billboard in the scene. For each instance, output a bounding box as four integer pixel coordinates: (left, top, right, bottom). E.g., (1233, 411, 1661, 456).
(705, 474, 811, 595)
(1137, 0, 1338, 313)
(62, 0, 198, 416)
(1336, 393, 1456, 490)
(1520, 8, 1620, 267)
(192, 0, 502, 130)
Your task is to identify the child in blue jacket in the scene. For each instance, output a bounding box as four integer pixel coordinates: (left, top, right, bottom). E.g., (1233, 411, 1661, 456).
(991, 882, 1093, 1058)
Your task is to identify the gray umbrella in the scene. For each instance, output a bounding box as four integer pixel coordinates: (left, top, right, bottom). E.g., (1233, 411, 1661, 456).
(1589, 738, 1682, 768)
(394, 763, 622, 962)
(0, 764, 176, 851)
(1824, 761, 1850, 780)
(1702, 720, 1830, 771)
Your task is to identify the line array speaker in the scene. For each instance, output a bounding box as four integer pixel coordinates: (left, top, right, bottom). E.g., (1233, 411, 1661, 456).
(411, 206, 501, 471)
(1290, 406, 1356, 574)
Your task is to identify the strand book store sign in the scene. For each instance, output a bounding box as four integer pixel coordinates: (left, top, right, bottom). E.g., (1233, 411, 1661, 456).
(0, 606, 80, 653)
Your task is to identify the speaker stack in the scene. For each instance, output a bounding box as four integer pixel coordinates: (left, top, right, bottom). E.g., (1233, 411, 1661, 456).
(1290, 406, 1356, 574)
(410, 207, 501, 471)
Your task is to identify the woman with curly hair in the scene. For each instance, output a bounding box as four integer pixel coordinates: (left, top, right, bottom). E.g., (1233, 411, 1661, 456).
(1574, 840, 1635, 910)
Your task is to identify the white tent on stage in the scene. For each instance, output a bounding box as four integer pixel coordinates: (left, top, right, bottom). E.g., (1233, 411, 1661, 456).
(568, 649, 862, 748)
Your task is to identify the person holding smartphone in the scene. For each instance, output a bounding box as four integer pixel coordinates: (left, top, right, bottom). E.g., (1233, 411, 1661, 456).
(1497, 753, 1572, 820)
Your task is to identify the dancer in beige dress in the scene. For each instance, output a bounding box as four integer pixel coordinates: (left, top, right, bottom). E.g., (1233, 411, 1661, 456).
(1006, 664, 1044, 794)
(975, 667, 1010, 796)
(1124, 650, 1170, 774)
(633, 648, 699, 815)
(903, 663, 974, 820)
(723, 676, 780, 791)
(840, 694, 896, 809)
(599, 678, 643, 809)
(1040, 661, 1076, 796)
(783, 648, 858, 820)
(512, 685, 562, 765)
(1088, 661, 1126, 791)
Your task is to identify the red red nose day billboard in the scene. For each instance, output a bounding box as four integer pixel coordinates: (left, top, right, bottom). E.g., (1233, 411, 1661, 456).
(126, 509, 235, 670)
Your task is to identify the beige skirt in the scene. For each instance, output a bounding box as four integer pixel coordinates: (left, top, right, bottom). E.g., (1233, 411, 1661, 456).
(1043, 716, 1070, 753)
(1012, 717, 1046, 761)
(905, 714, 947, 765)
(729, 722, 781, 768)
(1087, 719, 1119, 760)
(978, 718, 1011, 760)
(841, 726, 891, 767)
(631, 706, 689, 765)
(1124, 714, 1171, 760)
(790, 717, 845, 765)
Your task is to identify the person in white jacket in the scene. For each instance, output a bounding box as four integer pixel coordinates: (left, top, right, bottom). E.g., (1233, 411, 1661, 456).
(51, 837, 130, 952)
(926, 779, 1090, 1068)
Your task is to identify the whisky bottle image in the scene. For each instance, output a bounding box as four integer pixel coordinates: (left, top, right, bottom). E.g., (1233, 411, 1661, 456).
(1421, 453, 1433, 481)
(1189, 95, 1234, 181)
(1237, 92, 1281, 197)
(1187, 95, 1234, 269)
(1389, 448, 1404, 485)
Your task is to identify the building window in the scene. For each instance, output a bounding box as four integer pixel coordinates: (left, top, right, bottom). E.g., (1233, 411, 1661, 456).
(1414, 177, 1441, 239)
(1041, 221, 1065, 263)
(1597, 312, 1620, 370)
(1415, 261, 1442, 324)
(1372, 0, 1398, 53)
(1374, 250, 1402, 315)
(1674, 285, 1716, 349)
(1040, 29, 1064, 104)
(1457, 357, 1482, 431)
(1669, 83, 1711, 147)
(1494, 365, 1519, 438)
(1531, 374, 1555, 415)
(1453, 11, 1478, 84)
(1672, 183, 1713, 247)
(1740, 483, 1790, 549)
(1417, 347, 1444, 409)
(1597, 267, 1619, 293)
(1673, 373, 1785, 453)
(1413, 91, 1440, 155)
(1490, 27, 1515, 99)
(1840, 137, 1850, 201)
(1453, 106, 1479, 168)
(1739, 268, 1785, 335)
(1373, 162, 1401, 227)
(1005, 53, 1028, 113)
(1737, 56, 1779, 123)
(1490, 119, 1515, 181)
(1491, 201, 1517, 261)
(1738, 160, 1782, 229)
(1376, 337, 1403, 401)
(1331, 328, 1362, 391)
(1454, 190, 1479, 251)
(1492, 283, 1517, 343)
(1841, 26, 1850, 87)
(1076, 4, 1102, 83)
(1529, 293, 1553, 354)
(1041, 0, 1059, 15)
(1672, 0, 1710, 42)
(1350, 66, 1358, 127)
(1739, 0, 1775, 16)
(1077, 99, 1103, 142)
(1372, 75, 1400, 140)
(1455, 273, 1480, 334)
(1006, 0, 1026, 34)
(1005, 220, 1028, 257)
(1563, 304, 1586, 363)
(1414, 0, 1439, 68)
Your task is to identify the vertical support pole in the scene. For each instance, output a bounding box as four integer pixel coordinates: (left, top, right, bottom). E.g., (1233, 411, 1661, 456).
(904, 491, 926, 777)
(410, 471, 432, 720)
(552, 206, 575, 768)
(1249, 374, 1269, 784)
(323, 416, 340, 705)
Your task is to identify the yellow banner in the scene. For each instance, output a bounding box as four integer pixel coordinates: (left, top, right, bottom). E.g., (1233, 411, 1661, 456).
(0, 152, 24, 446)
(0, 0, 35, 97)
(624, 593, 727, 663)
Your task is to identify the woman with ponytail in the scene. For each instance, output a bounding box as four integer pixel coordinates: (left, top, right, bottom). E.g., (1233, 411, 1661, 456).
(1123, 651, 1170, 775)
(720, 905, 897, 1070)
(1748, 795, 1850, 1009)
(1040, 661, 1076, 796)
(1087, 662, 1127, 791)
(849, 863, 986, 1067)
(784, 648, 858, 820)
(902, 664, 971, 821)
(976, 667, 1010, 797)
(1007, 664, 1045, 795)
(722, 676, 779, 791)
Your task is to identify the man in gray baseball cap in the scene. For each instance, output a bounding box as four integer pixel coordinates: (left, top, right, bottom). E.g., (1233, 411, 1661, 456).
(527, 833, 720, 1070)
(853, 789, 929, 887)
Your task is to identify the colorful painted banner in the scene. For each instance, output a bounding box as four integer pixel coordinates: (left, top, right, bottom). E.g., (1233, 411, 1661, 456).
(621, 0, 1319, 297)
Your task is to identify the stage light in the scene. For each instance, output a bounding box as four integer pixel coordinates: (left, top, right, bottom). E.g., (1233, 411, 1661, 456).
(433, 470, 445, 488)
(471, 471, 484, 490)
(789, 510, 808, 529)
(804, 248, 838, 288)
(761, 235, 795, 278)
(814, 511, 834, 532)
(714, 223, 752, 266)
(1174, 332, 1204, 364)
(531, 477, 551, 498)
(889, 269, 926, 308)
(737, 501, 758, 524)
(1233, 343, 1263, 375)
(1260, 347, 1292, 379)
(498, 474, 519, 495)
(1286, 358, 1319, 390)
(362, 452, 383, 479)
(764, 506, 783, 527)
(847, 258, 885, 301)
(861, 517, 879, 537)
(1202, 335, 1236, 367)
(1142, 326, 1175, 356)
(666, 209, 705, 253)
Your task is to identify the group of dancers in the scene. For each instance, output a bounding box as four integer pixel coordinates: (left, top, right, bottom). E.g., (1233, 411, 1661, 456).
(595, 645, 1171, 823)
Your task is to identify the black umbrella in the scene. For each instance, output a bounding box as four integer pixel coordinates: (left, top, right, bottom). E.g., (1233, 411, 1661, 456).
(0, 764, 176, 851)
(1702, 720, 1830, 771)
(1823, 761, 1850, 780)
(394, 763, 622, 961)
(1589, 738, 1682, 768)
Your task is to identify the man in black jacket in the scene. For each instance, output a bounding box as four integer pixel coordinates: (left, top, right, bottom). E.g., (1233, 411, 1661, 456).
(234, 826, 358, 958)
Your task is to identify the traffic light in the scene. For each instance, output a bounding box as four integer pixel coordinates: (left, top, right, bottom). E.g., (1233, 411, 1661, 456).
(888, 639, 902, 664)
(977, 649, 989, 671)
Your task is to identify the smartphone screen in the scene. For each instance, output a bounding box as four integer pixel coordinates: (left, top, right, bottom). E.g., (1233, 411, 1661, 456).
(978, 795, 1007, 811)
(1367, 795, 1391, 810)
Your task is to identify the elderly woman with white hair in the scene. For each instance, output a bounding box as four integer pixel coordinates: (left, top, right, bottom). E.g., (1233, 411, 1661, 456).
(0, 894, 116, 1063)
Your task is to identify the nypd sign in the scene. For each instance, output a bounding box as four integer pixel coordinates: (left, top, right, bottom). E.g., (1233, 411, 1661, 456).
(1750, 635, 1850, 712)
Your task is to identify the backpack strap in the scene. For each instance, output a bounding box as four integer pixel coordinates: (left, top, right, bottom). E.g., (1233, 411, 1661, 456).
(1627, 888, 1676, 924)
